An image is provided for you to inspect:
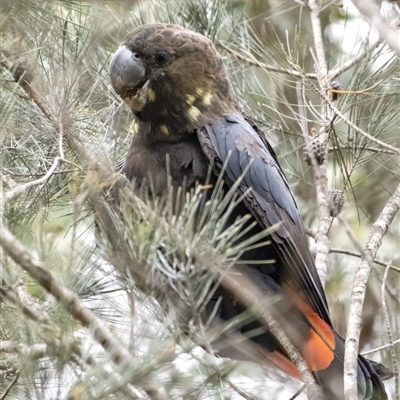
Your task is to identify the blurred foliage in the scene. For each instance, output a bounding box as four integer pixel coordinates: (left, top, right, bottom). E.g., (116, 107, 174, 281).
(0, 0, 399, 399)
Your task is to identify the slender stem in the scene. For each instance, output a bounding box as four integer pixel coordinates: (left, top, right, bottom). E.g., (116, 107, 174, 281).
(306, 0, 332, 288)
(344, 184, 400, 400)
(217, 41, 318, 80)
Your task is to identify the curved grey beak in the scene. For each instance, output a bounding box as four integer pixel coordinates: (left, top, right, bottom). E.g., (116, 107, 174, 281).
(110, 46, 146, 96)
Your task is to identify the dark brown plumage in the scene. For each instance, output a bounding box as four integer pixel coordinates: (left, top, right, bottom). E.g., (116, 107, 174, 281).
(110, 23, 389, 399)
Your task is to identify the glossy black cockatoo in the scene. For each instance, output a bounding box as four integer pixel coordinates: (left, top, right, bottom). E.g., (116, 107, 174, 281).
(109, 23, 389, 399)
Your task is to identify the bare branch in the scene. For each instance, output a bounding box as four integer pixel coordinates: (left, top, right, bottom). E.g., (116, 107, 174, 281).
(361, 338, 400, 356)
(307, 0, 328, 81)
(296, 81, 331, 286)
(0, 341, 47, 360)
(14, 279, 50, 324)
(344, 183, 400, 400)
(350, 0, 400, 56)
(303, 0, 334, 288)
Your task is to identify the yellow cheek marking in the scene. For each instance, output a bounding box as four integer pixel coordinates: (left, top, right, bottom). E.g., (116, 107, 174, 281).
(185, 94, 196, 105)
(195, 87, 204, 96)
(148, 88, 156, 102)
(188, 106, 201, 121)
(160, 124, 170, 135)
(202, 92, 212, 106)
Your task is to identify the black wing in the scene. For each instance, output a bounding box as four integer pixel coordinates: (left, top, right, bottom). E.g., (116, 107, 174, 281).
(197, 113, 331, 325)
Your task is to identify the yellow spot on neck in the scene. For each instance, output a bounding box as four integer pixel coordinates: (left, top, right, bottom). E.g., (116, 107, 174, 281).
(202, 91, 212, 106)
(148, 88, 156, 102)
(195, 87, 204, 96)
(133, 121, 140, 134)
(188, 106, 201, 121)
(160, 124, 170, 135)
(185, 94, 196, 106)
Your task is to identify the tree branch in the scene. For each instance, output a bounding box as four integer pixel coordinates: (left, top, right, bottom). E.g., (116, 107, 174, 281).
(344, 183, 400, 400)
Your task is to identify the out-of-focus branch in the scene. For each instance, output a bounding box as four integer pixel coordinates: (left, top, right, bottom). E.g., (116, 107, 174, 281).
(350, 0, 400, 56)
(0, 282, 51, 324)
(0, 341, 48, 360)
(328, 145, 398, 155)
(344, 183, 400, 400)
(0, 370, 20, 400)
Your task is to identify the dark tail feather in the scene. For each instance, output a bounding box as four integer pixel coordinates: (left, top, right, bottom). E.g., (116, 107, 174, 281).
(367, 358, 394, 380)
(358, 355, 389, 400)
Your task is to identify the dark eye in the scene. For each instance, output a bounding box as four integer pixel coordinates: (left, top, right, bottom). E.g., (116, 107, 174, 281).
(154, 51, 169, 65)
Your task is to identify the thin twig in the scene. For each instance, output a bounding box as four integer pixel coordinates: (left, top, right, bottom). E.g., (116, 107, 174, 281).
(330, 248, 400, 272)
(2, 157, 64, 203)
(296, 80, 331, 286)
(307, 79, 400, 155)
(344, 183, 400, 400)
(217, 41, 318, 80)
(328, 145, 398, 155)
(328, 40, 382, 80)
(287, 384, 306, 400)
(307, 0, 328, 81)
(361, 337, 400, 356)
